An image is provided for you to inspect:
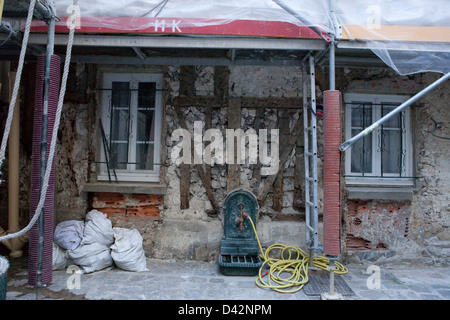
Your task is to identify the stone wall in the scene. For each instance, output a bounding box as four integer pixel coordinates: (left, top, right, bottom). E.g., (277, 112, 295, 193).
(156, 65, 308, 260)
(0, 62, 448, 266)
(339, 69, 450, 266)
(410, 73, 450, 266)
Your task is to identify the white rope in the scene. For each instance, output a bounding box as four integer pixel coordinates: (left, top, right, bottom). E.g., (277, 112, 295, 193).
(0, 1, 77, 242)
(0, 0, 36, 172)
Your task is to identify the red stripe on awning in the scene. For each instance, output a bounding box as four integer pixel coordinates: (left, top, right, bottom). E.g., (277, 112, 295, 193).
(30, 17, 323, 39)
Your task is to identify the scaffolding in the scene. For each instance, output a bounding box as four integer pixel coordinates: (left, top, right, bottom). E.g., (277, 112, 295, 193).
(0, 0, 449, 300)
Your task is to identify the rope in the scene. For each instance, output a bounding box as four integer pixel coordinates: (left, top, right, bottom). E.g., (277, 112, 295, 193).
(0, 1, 77, 243)
(246, 214, 348, 293)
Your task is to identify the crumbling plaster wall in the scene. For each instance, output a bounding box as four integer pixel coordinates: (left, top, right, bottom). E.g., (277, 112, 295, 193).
(157, 65, 315, 261)
(340, 69, 450, 265)
(2, 62, 448, 265)
(410, 72, 450, 265)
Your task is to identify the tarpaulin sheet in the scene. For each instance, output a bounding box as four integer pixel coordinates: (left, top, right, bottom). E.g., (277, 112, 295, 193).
(30, 0, 450, 74)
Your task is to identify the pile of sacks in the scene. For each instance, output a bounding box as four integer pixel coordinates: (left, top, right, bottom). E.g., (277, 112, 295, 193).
(52, 210, 148, 273)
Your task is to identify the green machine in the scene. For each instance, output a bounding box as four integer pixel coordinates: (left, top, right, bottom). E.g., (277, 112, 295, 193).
(218, 189, 262, 276)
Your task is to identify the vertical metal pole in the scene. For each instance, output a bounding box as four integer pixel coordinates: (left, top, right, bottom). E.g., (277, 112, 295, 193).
(329, 38, 336, 91)
(328, 0, 337, 91)
(302, 63, 310, 250)
(36, 16, 55, 300)
(309, 54, 319, 254)
(329, 260, 336, 295)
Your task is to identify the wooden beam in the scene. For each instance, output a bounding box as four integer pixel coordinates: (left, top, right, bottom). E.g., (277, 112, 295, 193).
(293, 113, 305, 210)
(227, 97, 241, 193)
(342, 24, 450, 43)
(257, 114, 303, 206)
(173, 105, 220, 214)
(214, 66, 229, 104)
(178, 66, 196, 209)
(204, 104, 212, 184)
(240, 97, 300, 109)
(172, 96, 301, 109)
(272, 108, 289, 212)
(179, 65, 196, 96)
(251, 108, 265, 195)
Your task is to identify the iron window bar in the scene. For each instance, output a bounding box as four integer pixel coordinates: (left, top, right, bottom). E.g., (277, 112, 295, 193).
(344, 102, 405, 106)
(94, 88, 168, 92)
(346, 101, 408, 178)
(108, 83, 132, 171)
(344, 175, 416, 179)
(99, 119, 118, 183)
(91, 161, 168, 166)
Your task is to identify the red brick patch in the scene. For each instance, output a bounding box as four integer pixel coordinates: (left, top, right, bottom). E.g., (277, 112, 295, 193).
(131, 194, 163, 206)
(94, 192, 125, 207)
(346, 199, 410, 252)
(92, 192, 162, 222)
(126, 205, 160, 219)
(99, 207, 127, 217)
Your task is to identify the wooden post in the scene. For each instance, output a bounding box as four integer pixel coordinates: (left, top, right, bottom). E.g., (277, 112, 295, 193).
(272, 108, 289, 212)
(178, 66, 196, 209)
(227, 98, 241, 193)
(257, 116, 303, 206)
(251, 108, 265, 195)
(293, 117, 305, 210)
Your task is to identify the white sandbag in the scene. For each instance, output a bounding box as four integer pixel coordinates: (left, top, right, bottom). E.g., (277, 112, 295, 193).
(54, 220, 85, 250)
(52, 242, 68, 270)
(82, 210, 114, 246)
(68, 242, 113, 273)
(111, 227, 148, 272)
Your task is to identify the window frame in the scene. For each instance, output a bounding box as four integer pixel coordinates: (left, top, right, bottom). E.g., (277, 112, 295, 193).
(98, 73, 163, 182)
(344, 93, 414, 187)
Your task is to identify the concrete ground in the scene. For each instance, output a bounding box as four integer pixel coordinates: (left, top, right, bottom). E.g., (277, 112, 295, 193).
(4, 256, 450, 301)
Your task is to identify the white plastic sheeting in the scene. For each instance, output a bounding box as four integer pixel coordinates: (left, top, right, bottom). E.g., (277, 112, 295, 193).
(335, 0, 450, 74)
(49, 0, 450, 74)
(53, 0, 333, 32)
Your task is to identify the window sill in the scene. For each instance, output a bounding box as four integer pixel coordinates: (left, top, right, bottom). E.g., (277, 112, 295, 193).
(82, 182, 167, 195)
(345, 186, 414, 201)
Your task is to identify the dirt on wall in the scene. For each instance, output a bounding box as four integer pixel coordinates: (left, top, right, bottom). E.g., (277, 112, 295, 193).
(1, 63, 448, 266)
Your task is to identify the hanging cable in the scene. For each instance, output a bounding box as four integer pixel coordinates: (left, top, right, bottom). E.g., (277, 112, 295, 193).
(140, 0, 169, 17)
(0, 0, 77, 243)
(0, 23, 14, 48)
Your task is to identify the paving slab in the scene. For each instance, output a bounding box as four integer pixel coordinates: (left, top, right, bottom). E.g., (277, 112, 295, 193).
(4, 256, 450, 301)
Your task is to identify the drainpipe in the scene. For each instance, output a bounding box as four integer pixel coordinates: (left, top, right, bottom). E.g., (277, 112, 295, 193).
(322, 0, 343, 300)
(37, 20, 53, 300)
(35, 6, 57, 299)
(0, 72, 29, 257)
(0, 0, 3, 22)
(7, 72, 28, 257)
(329, 37, 336, 90)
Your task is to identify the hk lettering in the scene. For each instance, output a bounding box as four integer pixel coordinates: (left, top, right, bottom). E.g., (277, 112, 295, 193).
(154, 20, 182, 33)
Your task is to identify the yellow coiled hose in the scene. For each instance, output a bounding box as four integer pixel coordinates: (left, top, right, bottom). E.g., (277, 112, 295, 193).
(246, 214, 348, 293)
